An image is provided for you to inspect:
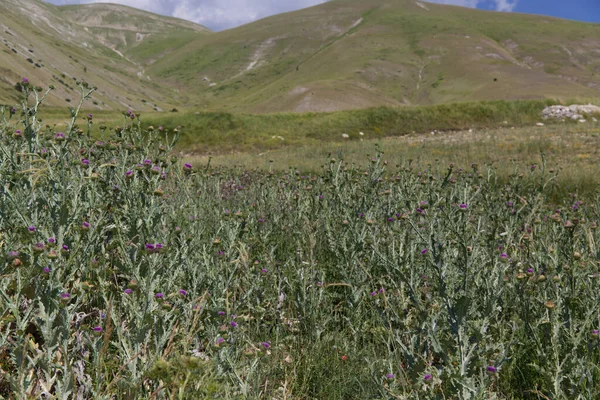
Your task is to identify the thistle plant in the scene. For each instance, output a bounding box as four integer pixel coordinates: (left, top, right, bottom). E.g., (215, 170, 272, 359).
(1, 80, 600, 399)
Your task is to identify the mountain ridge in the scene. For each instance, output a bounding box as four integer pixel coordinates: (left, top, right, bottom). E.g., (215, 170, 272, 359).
(1, 0, 599, 112)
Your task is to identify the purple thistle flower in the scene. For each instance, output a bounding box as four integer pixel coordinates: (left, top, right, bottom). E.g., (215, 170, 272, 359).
(61, 244, 69, 252)
(215, 337, 225, 345)
(124, 288, 133, 295)
(7, 251, 19, 260)
(125, 170, 134, 178)
(145, 243, 155, 251)
(486, 365, 498, 373)
(82, 221, 90, 229)
(48, 237, 56, 244)
(143, 159, 152, 166)
(92, 326, 103, 333)
(87, 114, 93, 119)
(155, 292, 164, 299)
(43, 267, 51, 274)
(387, 217, 395, 222)
(386, 373, 395, 379)
(424, 373, 433, 382)
(81, 158, 90, 166)
(416, 208, 424, 214)
(218, 311, 226, 316)
(33, 242, 46, 252)
(60, 292, 71, 299)
(592, 329, 599, 337)
(261, 268, 268, 274)
(370, 291, 378, 297)
(526, 268, 534, 275)
(459, 203, 468, 210)
(155, 243, 164, 251)
(55, 132, 65, 141)
(421, 248, 428, 255)
(230, 321, 238, 328)
(22, 77, 29, 84)
(28, 225, 36, 233)
(179, 289, 188, 296)
(184, 163, 192, 170)
(260, 341, 270, 349)
(317, 281, 323, 287)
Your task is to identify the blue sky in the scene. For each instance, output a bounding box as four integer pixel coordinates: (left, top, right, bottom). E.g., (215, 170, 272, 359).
(45, 0, 600, 30)
(478, 0, 600, 23)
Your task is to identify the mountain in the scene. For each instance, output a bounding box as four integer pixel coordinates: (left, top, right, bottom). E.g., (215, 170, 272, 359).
(0, 0, 211, 110)
(150, 0, 600, 112)
(1, 0, 599, 113)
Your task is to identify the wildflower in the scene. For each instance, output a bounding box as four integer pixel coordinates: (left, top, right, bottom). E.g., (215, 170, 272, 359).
(155, 292, 164, 299)
(179, 289, 188, 296)
(125, 170, 134, 179)
(424, 373, 433, 382)
(81, 158, 90, 167)
(218, 311, 226, 316)
(145, 243, 155, 252)
(87, 114, 93, 121)
(92, 326, 103, 335)
(459, 203, 468, 210)
(33, 242, 46, 253)
(486, 366, 498, 375)
(124, 288, 133, 295)
(261, 268, 268, 273)
(387, 217, 394, 222)
(28, 225, 36, 233)
(47, 237, 56, 245)
(341, 355, 348, 361)
(526, 268, 534, 276)
(183, 163, 193, 171)
(151, 165, 161, 175)
(43, 267, 51, 274)
(215, 337, 225, 346)
(260, 341, 271, 349)
(81, 221, 90, 230)
(155, 243, 164, 252)
(143, 159, 152, 167)
(544, 300, 556, 310)
(421, 248, 428, 255)
(60, 292, 71, 302)
(13, 129, 22, 138)
(22, 77, 29, 85)
(230, 321, 238, 328)
(61, 244, 69, 253)
(7, 251, 19, 261)
(499, 253, 509, 263)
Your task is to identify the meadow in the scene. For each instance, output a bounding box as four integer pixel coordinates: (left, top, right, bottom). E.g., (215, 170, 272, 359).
(2, 82, 600, 399)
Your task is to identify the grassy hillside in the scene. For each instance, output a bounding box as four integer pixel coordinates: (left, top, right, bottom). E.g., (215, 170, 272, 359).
(151, 0, 600, 112)
(1, 0, 599, 113)
(0, 0, 210, 110)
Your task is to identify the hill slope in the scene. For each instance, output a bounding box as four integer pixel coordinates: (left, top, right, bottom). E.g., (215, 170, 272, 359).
(0, 0, 211, 110)
(1, 0, 599, 113)
(150, 0, 600, 112)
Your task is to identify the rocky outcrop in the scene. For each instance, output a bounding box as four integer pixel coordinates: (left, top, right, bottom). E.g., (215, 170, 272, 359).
(542, 104, 600, 121)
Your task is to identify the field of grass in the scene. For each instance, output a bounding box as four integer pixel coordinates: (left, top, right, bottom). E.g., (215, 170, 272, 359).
(3, 82, 600, 399)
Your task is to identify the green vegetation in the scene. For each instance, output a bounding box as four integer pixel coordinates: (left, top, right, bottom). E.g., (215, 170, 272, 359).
(1, 0, 599, 113)
(3, 82, 600, 399)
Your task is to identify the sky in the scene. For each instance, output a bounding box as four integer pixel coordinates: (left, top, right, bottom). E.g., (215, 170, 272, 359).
(45, 0, 600, 31)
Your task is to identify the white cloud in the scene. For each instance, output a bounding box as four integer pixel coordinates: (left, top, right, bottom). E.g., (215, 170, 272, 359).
(44, 0, 328, 31)
(425, 0, 518, 12)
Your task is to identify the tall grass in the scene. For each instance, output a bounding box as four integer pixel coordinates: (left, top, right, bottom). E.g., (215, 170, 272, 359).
(2, 81, 600, 399)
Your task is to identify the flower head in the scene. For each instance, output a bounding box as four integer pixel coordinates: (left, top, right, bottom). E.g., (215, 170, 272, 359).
(424, 373, 433, 382)
(155, 292, 164, 299)
(179, 289, 188, 296)
(124, 288, 133, 295)
(260, 341, 270, 349)
(28, 225, 36, 233)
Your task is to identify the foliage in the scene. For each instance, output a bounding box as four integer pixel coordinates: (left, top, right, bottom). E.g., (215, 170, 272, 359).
(1, 82, 600, 399)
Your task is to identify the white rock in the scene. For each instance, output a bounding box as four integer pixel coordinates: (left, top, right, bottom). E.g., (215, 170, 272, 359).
(536, 122, 545, 126)
(342, 133, 349, 139)
(359, 132, 364, 136)
(579, 119, 587, 123)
